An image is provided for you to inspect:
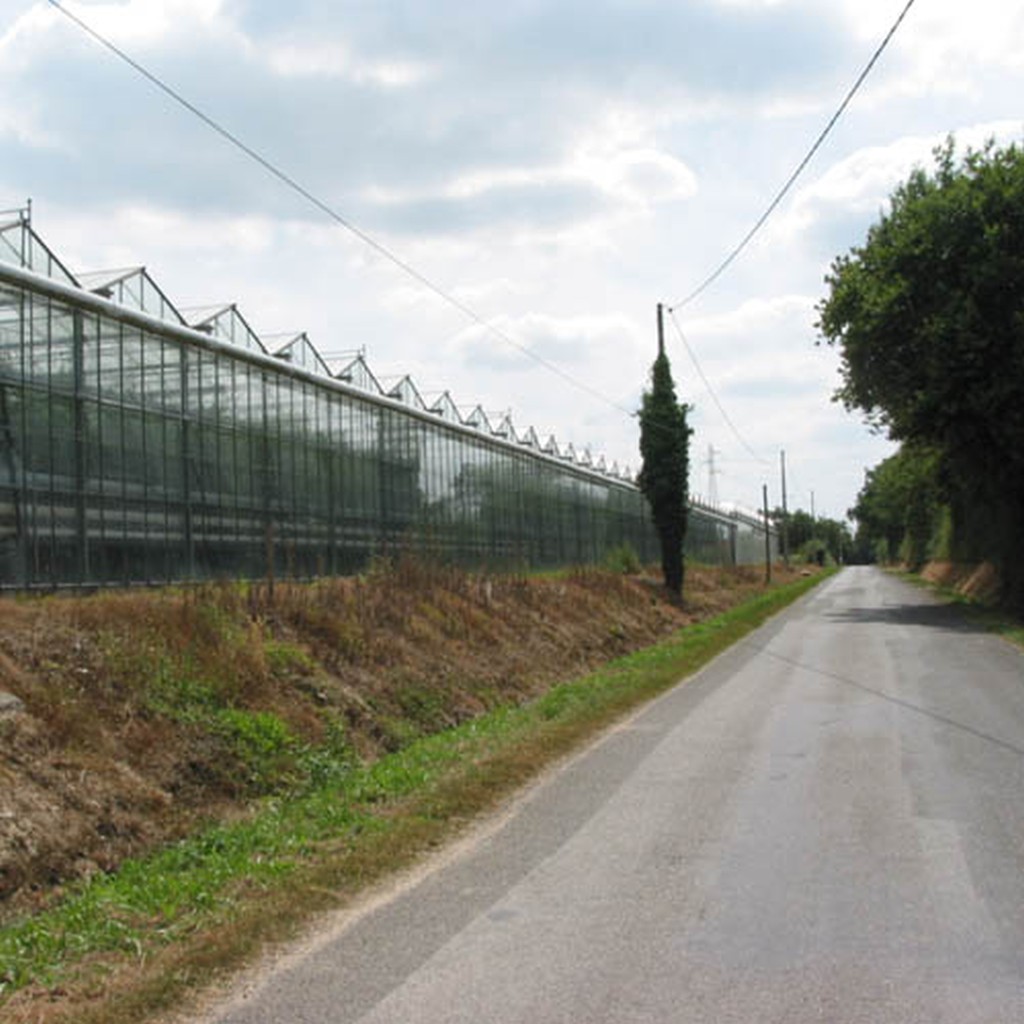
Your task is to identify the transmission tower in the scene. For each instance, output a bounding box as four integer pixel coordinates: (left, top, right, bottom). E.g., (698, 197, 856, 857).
(704, 444, 721, 507)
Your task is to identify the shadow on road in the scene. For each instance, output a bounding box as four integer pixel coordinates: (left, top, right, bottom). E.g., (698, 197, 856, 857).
(824, 600, 982, 634)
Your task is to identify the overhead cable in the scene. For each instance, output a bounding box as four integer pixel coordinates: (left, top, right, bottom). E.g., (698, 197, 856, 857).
(668, 308, 768, 465)
(669, 0, 918, 311)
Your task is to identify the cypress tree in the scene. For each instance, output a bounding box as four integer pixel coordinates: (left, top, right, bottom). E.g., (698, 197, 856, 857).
(637, 314, 692, 596)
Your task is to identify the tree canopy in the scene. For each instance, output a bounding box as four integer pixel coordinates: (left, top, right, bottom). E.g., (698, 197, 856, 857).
(637, 332, 692, 596)
(818, 138, 1024, 601)
(847, 445, 942, 569)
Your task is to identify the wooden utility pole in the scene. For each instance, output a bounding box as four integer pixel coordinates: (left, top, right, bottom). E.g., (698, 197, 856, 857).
(657, 302, 665, 356)
(762, 483, 772, 584)
(780, 449, 789, 567)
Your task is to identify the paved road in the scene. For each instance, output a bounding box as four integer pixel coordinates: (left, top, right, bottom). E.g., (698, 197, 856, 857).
(209, 567, 1024, 1023)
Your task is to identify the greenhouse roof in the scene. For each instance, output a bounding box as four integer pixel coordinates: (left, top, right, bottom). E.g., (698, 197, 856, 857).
(185, 304, 266, 355)
(426, 391, 461, 423)
(77, 266, 185, 327)
(272, 332, 332, 377)
(492, 412, 516, 440)
(0, 207, 635, 484)
(334, 353, 383, 395)
(518, 425, 541, 451)
(385, 374, 427, 411)
(0, 210, 77, 287)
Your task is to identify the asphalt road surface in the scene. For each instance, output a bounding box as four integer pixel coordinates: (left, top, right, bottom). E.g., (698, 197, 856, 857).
(208, 567, 1024, 1023)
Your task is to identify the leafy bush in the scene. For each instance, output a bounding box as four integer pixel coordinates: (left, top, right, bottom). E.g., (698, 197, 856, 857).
(604, 543, 642, 575)
(214, 709, 298, 790)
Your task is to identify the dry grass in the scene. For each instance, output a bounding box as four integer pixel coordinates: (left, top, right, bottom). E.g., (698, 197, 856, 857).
(919, 560, 1003, 604)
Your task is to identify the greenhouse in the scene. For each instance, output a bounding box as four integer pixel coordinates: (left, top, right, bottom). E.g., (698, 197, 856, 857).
(0, 207, 775, 588)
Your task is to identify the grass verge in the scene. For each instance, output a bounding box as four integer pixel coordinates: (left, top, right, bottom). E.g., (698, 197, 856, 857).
(1, 568, 832, 1024)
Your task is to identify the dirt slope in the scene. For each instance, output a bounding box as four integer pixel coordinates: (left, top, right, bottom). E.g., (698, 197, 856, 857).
(0, 561, 794, 920)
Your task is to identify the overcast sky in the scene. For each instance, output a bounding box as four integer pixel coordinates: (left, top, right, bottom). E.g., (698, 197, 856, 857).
(1, 0, 1022, 521)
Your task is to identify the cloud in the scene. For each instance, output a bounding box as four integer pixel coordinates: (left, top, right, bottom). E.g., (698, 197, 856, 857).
(449, 310, 641, 374)
(0, 0, 849, 226)
(685, 293, 815, 334)
(265, 40, 434, 87)
(233, 0, 849, 94)
(68, 0, 228, 46)
(358, 139, 698, 240)
(768, 120, 1024, 259)
(835, 0, 1024, 99)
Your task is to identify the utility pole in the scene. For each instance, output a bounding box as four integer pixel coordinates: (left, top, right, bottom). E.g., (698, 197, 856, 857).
(780, 449, 789, 567)
(762, 483, 772, 584)
(657, 302, 665, 357)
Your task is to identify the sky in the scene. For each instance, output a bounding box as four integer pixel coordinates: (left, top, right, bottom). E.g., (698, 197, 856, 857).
(1, 0, 1022, 523)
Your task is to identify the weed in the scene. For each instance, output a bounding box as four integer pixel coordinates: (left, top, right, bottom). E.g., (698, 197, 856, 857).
(395, 685, 449, 731)
(603, 543, 642, 575)
(213, 709, 298, 791)
(298, 717, 357, 790)
(144, 657, 218, 721)
(373, 713, 424, 752)
(263, 641, 315, 676)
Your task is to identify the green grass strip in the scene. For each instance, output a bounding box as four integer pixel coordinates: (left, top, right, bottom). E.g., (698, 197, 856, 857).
(0, 569, 831, 1018)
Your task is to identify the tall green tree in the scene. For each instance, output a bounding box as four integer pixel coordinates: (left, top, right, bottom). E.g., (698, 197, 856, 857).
(638, 315, 692, 596)
(818, 138, 1024, 604)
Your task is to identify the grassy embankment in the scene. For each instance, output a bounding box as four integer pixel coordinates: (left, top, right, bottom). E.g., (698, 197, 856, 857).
(0, 562, 832, 1024)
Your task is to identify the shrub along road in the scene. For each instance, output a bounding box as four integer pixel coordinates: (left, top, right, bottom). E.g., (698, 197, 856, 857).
(202, 567, 1024, 1024)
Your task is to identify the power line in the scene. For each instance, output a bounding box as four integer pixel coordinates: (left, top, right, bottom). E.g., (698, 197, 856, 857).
(46, 0, 634, 419)
(667, 308, 768, 465)
(669, 0, 918, 311)
(660, 0, 919, 485)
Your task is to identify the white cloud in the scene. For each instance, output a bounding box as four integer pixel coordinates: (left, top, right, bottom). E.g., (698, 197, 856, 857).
(685, 294, 816, 340)
(833, 0, 1024, 103)
(61, 0, 227, 46)
(265, 40, 433, 87)
(450, 310, 640, 374)
(363, 140, 696, 227)
(773, 120, 1024, 245)
(713, 0, 788, 7)
(0, 99, 55, 148)
(574, 147, 698, 206)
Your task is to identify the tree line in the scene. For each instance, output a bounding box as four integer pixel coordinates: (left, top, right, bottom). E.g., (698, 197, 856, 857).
(819, 138, 1024, 607)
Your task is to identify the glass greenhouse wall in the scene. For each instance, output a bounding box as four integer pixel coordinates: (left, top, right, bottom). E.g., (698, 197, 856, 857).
(0, 211, 776, 588)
